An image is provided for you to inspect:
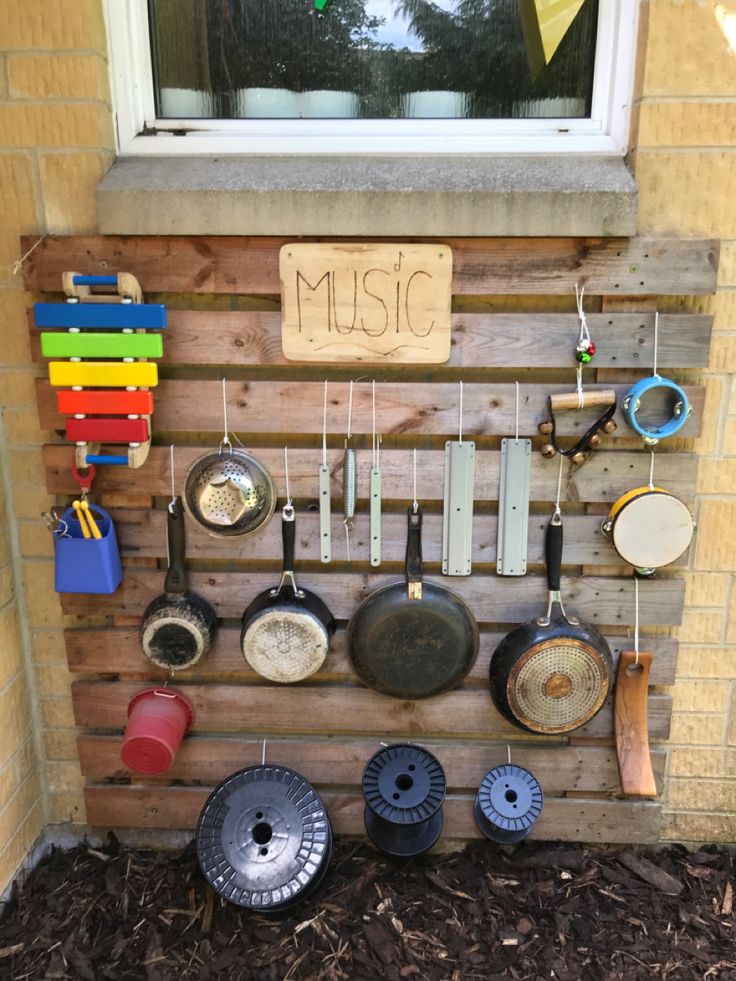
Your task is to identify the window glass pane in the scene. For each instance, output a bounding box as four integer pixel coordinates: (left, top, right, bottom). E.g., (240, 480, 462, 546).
(149, 0, 598, 120)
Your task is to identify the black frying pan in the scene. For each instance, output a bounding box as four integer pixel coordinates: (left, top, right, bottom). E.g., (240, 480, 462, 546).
(348, 504, 479, 699)
(240, 505, 335, 683)
(490, 512, 613, 734)
(140, 498, 218, 670)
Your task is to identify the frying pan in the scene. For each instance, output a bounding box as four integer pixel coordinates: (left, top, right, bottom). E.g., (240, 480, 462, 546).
(348, 504, 479, 699)
(240, 505, 335, 683)
(489, 512, 613, 734)
(140, 498, 218, 670)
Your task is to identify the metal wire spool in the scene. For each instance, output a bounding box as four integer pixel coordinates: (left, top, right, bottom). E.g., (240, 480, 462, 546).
(196, 765, 332, 912)
(362, 744, 446, 857)
(183, 448, 276, 539)
(474, 764, 543, 844)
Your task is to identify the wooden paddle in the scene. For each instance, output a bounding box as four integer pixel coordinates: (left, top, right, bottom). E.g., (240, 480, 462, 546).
(615, 649, 657, 797)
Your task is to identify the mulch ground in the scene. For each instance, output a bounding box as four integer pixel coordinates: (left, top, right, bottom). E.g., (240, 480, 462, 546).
(0, 835, 733, 980)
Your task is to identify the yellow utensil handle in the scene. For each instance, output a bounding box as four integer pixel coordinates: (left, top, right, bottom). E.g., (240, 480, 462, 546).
(72, 500, 91, 540)
(81, 500, 102, 540)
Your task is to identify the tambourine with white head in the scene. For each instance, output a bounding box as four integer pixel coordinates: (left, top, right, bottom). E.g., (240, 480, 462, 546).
(601, 485, 694, 575)
(622, 376, 691, 445)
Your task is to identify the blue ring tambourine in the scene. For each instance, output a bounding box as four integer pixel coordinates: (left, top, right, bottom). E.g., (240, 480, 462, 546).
(622, 375, 691, 444)
(54, 504, 122, 594)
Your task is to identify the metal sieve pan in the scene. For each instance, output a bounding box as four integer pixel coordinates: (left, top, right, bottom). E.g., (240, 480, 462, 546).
(183, 446, 276, 539)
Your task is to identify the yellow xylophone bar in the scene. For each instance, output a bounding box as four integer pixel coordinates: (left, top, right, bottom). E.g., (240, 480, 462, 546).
(48, 361, 159, 388)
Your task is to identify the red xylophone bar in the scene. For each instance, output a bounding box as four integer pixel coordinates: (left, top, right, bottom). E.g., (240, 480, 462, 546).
(66, 418, 150, 443)
(57, 390, 154, 415)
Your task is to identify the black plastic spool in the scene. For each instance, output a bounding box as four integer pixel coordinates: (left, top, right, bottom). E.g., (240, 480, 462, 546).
(196, 764, 332, 913)
(362, 743, 446, 857)
(474, 763, 544, 844)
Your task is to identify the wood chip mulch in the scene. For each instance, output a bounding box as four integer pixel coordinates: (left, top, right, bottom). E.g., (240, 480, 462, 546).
(0, 835, 733, 980)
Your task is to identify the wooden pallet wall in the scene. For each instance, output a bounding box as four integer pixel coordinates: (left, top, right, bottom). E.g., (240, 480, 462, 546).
(24, 235, 717, 844)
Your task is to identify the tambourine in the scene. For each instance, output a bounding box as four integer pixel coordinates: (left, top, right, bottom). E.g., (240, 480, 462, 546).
(622, 376, 691, 444)
(601, 485, 694, 574)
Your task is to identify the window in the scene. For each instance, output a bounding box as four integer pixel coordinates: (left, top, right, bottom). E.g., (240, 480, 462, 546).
(105, 0, 639, 154)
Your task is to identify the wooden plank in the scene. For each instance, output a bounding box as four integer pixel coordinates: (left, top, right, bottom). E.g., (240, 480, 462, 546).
(71, 680, 672, 741)
(35, 378, 705, 440)
(59, 568, 686, 626)
(83, 786, 662, 842)
(22, 235, 719, 295)
(29, 310, 715, 369)
(111, 508, 625, 566)
(77, 734, 665, 794)
(42, 445, 700, 504)
(64, 626, 680, 686)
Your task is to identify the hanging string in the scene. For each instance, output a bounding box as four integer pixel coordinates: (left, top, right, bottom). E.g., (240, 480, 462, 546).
(652, 311, 660, 379)
(345, 521, 351, 563)
(458, 380, 464, 445)
(507, 744, 512, 765)
(648, 448, 655, 491)
(220, 377, 231, 454)
(322, 380, 328, 468)
(412, 448, 418, 513)
(554, 453, 564, 518)
(372, 379, 377, 471)
(634, 576, 640, 666)
(347, 379, 354, 441)
(575, 283, 591, 410)
(168, 444, 176, 512)
(284, 446, 292, 507)
(12, 233, 47, 277)
(262, 738, 267, 766)
(514, 380, 520, 443)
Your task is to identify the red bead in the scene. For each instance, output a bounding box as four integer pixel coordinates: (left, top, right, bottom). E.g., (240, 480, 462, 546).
(587, 341, 596, 356)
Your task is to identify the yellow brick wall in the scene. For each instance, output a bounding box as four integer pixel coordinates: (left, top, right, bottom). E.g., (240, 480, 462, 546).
(0, 0, 114, 894)
(633, 0, 736, 842)
(0, 0, 733, 896)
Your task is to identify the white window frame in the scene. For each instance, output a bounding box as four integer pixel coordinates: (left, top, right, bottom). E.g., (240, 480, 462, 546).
(105, 0, 639, 156)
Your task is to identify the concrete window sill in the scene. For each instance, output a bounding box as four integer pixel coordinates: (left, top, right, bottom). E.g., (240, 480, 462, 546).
(96, 155, 638, 237)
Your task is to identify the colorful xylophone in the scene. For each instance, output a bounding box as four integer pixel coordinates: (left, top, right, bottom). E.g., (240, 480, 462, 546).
(34, 272, 166, 469)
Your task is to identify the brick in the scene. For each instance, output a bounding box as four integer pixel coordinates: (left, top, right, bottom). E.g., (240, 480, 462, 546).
(35, 663, 71, 699)
(684, 573, 730, 607)
(635, 151, 736, 237)
(0, 370, 43, 410)
(694, 501, 736, 571)
(673, 680, 730, 714)
(39, 697, 75, 729)
(8, 448, 45, 488)
(722, 417, 736, 455)
(3, 408, 53, 448)
(43, 728, 78, 761)
(727, 749, 736, 777)
(0, 289, 33, 366)
(0, 676, 32, 768)
(11, 485, 54, 522)
(709, 291, 736, 333)
(726, 589, 736, 644)
(637, 101, 736, 149)
(730, 687, 736, 745)
(0, 800, 43, 895)
(19, 521, 54, 560)
(693, 376, 723, 456)
(45, 760, 82, 793)
(663, 810, 736, 843)
(30, 629, 66, 665)
(0, 771, 41, 834)
(39, 151, 113, 233)
(0, 154, 40, 274)
(644, 0, 736, 97)
(669, 748, 726, 779)
(718, 241, 736, 288)
(697, 457, 736, 495)
(0, 607, 23, 690)
(675, 610, 723, 645)
(0, 104, 113, 150)
(22, 561, 62, 629)
(3, 0, 107, 52)
(709, 333, 736, 371)
(0, 565, 16, 610)
(677, 646, 736, 680)
(8, 54, 109, 101)
(46, 789, 85, 824)
(667, 777, 736, 811)
(670, 712, 725, 746)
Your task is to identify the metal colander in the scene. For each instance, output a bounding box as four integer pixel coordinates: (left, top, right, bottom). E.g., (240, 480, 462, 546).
(183, 448, 276, 539)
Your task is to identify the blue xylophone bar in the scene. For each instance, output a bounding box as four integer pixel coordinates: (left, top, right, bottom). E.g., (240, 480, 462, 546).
(72, 275, 119, 286)
(84, 454, 129, 466)
(34, 302, 167, 330)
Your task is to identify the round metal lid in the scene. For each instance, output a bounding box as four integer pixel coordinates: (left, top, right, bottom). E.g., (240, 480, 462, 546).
(196, 765, 331, 911)
(362, 744, 446, 826)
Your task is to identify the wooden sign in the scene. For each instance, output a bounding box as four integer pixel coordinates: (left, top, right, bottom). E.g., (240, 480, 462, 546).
(280, 243, 452, 364)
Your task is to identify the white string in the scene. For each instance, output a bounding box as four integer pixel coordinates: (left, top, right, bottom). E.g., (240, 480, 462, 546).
(554, 453, 564, 517)
(12, 233, 46, 276)
(652, 311, 660, 378)
(514, 381, 520, 443)
(507, 744, 512, 765)
(458, 380, 463, 445)
(372, 379, 377, 470)
(322, 380, 328, 467)
(221, 377, 231, 448)
(345, 521, 351, 563)
(262, 738, 267, 766)
(284, 446, 292, 507)
(648, 448, 655, 491)
(574, 283, 590, 410)
(168, 444, 176, 512)
(412, 448, 418, 512)
(347, 380, 354, 441)
(634, 577, 640, 665)
(576, 363, 585, 410)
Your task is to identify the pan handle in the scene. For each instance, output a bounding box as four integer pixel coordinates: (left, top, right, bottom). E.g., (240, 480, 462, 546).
(545, 512, 563, 592)
(273, 504, 304, 597)
(164, 498, 188, 595)
(406, 504, 423, 600)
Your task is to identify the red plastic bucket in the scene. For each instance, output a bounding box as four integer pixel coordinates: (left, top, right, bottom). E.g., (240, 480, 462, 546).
(121, 688, 194, 774)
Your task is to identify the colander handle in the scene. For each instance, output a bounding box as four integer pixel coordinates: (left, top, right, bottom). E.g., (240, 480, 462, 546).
(164, 498, 188, 595)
